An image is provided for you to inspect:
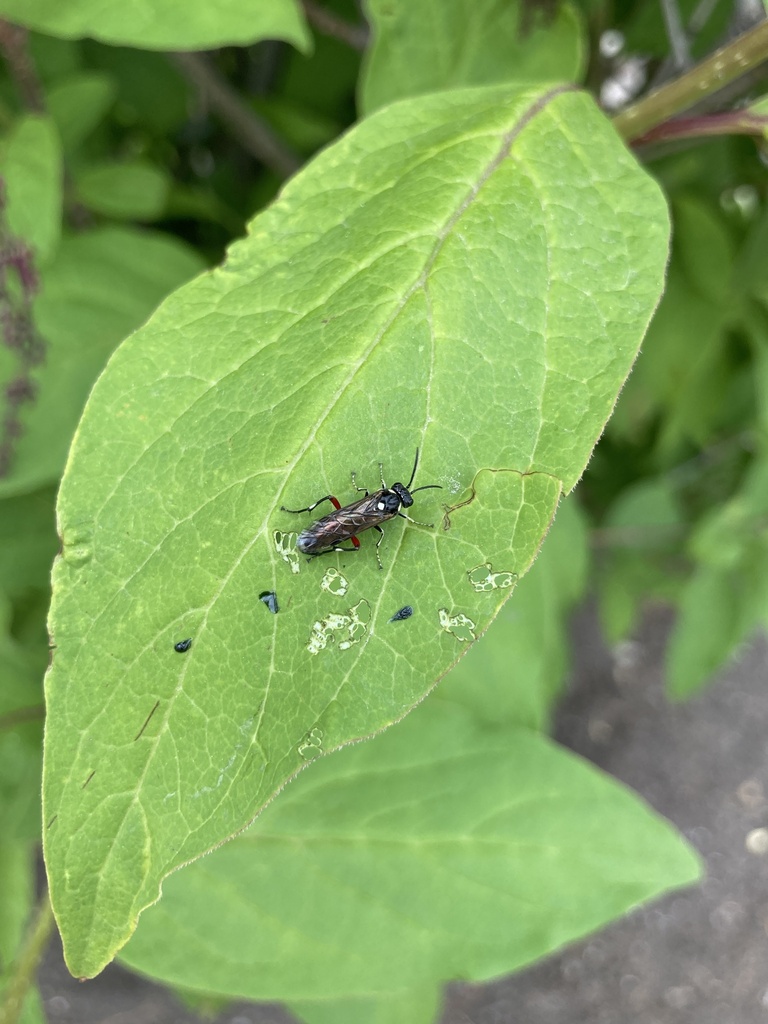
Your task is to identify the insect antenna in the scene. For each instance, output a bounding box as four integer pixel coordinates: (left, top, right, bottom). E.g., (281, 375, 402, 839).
(405, 447, 441, 494)
(405, 448, 421, 489)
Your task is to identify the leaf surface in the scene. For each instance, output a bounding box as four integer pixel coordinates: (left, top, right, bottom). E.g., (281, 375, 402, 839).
(119, 702, 700, 998)
(360, 0, 585, 114)
(0, 0, 311, 51)
(43, 83, 669, 976)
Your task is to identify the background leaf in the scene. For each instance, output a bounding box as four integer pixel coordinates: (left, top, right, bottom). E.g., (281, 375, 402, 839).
(0, 227, 206, 498)
(360, 0, 585, 114)
(288, 988, 441, 1024)
(46, 71, 116, 153)
(0, 114, 62, 264)
(119, 702, 701, 998)
(0, 0, 312, 51)
(438, 495, 589, 730)
(43, 82, 669, 977)
(74, 161, 170, 220)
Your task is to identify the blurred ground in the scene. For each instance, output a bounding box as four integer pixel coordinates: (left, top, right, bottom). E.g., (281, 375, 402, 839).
(40, 605, 768, 1024)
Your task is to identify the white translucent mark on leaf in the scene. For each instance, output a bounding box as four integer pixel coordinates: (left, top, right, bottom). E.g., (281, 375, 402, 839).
(307, 599, 371, 655)
(467, 562, 518, 592)
(438, 608, 476, 642)
(297, 727, 324, 760)
(320, 566, 349, 597)
(273, 529, 301, 574)
(447, 475, 462, 494)
(192, 752, 238, 799)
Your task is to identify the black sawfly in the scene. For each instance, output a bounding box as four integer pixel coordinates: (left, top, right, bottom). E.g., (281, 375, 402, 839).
(281, 448, 441, 569)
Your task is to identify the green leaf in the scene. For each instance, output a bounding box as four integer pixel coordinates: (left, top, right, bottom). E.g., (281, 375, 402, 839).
(360, 0, 585, 114)
(0, 593, 44, 843)
(74, 161, 170, 220)
(666, 564, 741, 699)
(289, 988, 441, 1024)
(84, 46, 190, 135)
(0, 843, 35, 964)
(666, 550, 768, 699)
(666, 456, 768, 698)
(0, 844, 46, 1024)
(119, 702, 700, 998)
(0, 227, 206, 498)
(0, 0, 311, 52)
(44, 84, 669, 976)
(438, 495, 589, 730)
(595, 477, 685, 643)
(608, 196, 737, 452)
(0, 114, 62, 263)
(46, 71, 116, 152)
(0, 486, 58, 599)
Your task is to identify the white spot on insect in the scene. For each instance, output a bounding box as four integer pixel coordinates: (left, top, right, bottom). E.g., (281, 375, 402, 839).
(377, 501, 386, 511)
(297, 727, 324, 760)
(273, 529, 301, 574)
(438, 608, 476, 642)
(321, 567, 349, 597)
(467, 562, 517, 593)
(307, 599, 371, 654)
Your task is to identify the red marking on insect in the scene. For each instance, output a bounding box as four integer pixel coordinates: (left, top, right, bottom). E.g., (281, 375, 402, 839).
(280, 448, 441, 569)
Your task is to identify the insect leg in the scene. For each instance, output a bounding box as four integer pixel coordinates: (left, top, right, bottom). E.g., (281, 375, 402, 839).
(398, 511, 434, 528)
(350, 471, 369, 497)
(281, 495, 341, 514)
(308, 540, 360, 558)
(373, 524, 385, 570)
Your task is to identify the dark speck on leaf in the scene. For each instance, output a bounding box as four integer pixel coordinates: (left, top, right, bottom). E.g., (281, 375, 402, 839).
(259, 591, 279, 614)
(389, 605, 414, 622)
(174, 638, 193, 653)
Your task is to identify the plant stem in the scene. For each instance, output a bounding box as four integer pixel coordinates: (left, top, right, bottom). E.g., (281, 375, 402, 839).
(301, 0, 368, 50)
(613, 19, 768, 142)
(0, 22, 45, 112)
(0, 890, 55, 1024)
(171, 51, 301, 179)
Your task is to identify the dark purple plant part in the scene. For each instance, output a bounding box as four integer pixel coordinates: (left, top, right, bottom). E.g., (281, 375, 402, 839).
(0, 179, 46, 478)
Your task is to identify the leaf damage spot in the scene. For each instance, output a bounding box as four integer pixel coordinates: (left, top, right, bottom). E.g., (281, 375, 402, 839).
(258, 590, 279, 614)
(320, 566, 349, 597)
(389, 605, 414, 622)
(306, 599, 371, 655)
(467, 562, 518, 592)
(438, 608, 476, 642)
(297, 727, 324, 760)
(273, 529, 301, 574)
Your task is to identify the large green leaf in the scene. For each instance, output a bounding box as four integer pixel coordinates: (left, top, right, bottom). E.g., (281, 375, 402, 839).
(44, 83, 669, 976)
(119, 702, 700, 998)
(289, 987, 441, 1024)
(360, 0, 585, 114)
(0, 0, 311, 51)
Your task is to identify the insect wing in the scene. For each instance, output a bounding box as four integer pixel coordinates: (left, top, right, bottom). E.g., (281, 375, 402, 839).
(299, 491, 397, 553)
